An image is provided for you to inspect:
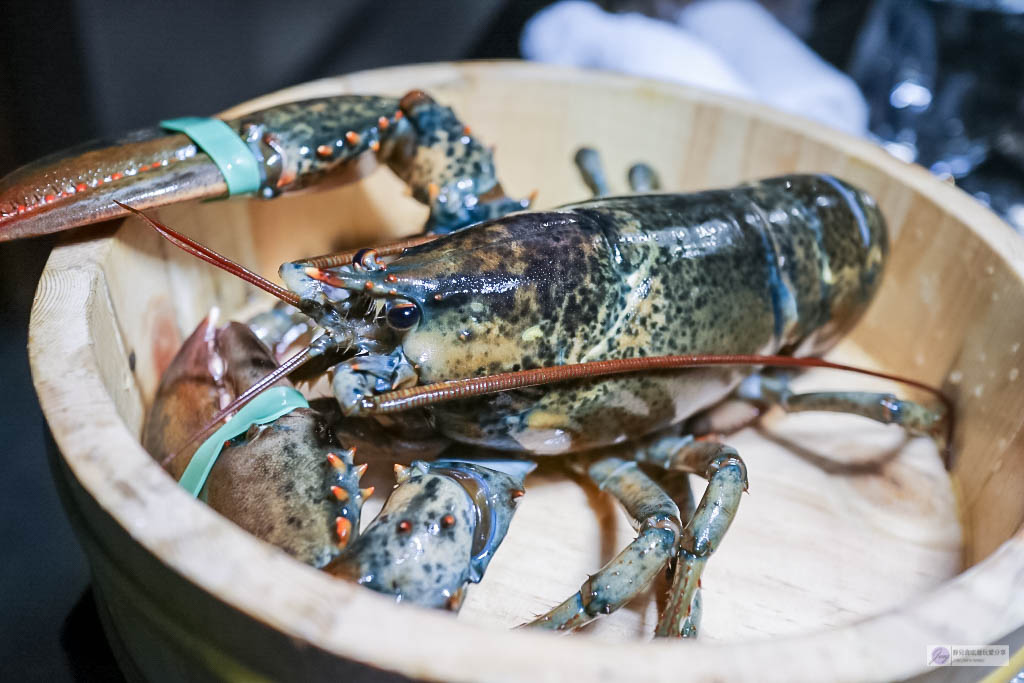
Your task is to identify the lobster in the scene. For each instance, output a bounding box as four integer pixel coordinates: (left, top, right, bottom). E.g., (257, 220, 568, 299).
(127, 149, 948, 638)
(0, 76, 948, 636)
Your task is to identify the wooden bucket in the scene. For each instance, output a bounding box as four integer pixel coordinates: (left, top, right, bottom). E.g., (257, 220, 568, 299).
(29, 62, 1024, 682)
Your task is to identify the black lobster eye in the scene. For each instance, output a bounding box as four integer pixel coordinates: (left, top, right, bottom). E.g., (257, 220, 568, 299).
(386, 302, 421, 331)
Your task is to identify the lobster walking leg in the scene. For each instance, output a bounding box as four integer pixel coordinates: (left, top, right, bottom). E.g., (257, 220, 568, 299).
(574, 146, 661, 198)
(526, 456, 683, 631)
(574, 147, 611, 197)
(737, 374, 946, 437)
(636, 436, 747, 638)
(627, 162, 661, 192)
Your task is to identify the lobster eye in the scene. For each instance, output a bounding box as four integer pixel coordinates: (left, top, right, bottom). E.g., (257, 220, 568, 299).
(352, 248, 383, 271)
(386, 302, 421, 331)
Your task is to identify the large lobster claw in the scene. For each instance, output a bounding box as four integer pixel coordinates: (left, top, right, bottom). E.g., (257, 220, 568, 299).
(0, 129, 228, 241)
(0, 91, 529, 241)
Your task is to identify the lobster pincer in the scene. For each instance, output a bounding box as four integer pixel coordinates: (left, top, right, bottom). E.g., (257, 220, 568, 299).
(0, 90, 528, 241)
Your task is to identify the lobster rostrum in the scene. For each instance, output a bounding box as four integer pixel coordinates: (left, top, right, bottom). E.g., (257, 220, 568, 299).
(131, 152, 949, 638)
(0, 90, 529, 240)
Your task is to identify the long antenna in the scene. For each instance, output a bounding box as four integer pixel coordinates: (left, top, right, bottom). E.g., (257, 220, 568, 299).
(364, 354, 950, 412)
(116, 201, 302, 307)
(364, 353, 955, 465)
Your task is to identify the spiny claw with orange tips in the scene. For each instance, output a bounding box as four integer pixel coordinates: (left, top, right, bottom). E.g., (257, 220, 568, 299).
(326, 458, 530, 610)
(143, 310, 371, 568)
(144, 307, 530, 605)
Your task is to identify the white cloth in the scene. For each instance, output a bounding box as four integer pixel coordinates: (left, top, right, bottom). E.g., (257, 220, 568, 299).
(521, 0, 868, 136)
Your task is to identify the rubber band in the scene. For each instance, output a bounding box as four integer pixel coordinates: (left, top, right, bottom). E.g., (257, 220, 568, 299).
(160, 117, 261, 195)
(178, 386, 309, 497)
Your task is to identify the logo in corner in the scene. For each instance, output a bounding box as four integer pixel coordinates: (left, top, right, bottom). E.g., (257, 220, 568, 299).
(928, 646, 951, 667)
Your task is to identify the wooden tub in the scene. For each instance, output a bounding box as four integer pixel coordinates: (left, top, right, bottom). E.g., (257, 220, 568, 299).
(29, 62, 1024, 681)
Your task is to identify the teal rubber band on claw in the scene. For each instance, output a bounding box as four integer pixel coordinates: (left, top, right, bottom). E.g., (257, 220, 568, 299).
(160, 116, 261, 196)
(179, 386, 309, 498)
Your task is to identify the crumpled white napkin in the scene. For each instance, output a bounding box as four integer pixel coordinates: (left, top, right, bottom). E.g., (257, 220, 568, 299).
(521, 0, 868, 136)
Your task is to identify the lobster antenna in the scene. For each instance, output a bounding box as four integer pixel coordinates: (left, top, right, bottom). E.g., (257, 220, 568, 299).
(161, 346, 313, 468)
(364, 353, 956, 466)
(116, 201, 302, 307)
(364, 354, 950, 413)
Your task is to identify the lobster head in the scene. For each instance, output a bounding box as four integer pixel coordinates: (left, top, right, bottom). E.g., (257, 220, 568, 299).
(288, 211, 593, 419)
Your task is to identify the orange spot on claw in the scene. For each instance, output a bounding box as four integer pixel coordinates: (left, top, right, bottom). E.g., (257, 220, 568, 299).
(397, 520, 412, 533)
(44, 194, 55, 203)
(394, 109, 403, 120)
(345, 131, 361, 145)
(463, 125, 471, 135)
(316, 144, 333, 158)
(370, 140, 380, 152)
(331, 485, 349, 502)
(335, 517, 352, 547)
(111, 172, 123, 180)
(378, 116, 389, 129)
(385, 273, 397, 283)
(75, 183, 87, 192)
(441, 514, 455, 528)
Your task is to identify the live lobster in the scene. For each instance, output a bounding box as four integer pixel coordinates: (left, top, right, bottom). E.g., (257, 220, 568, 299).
(0, 89, 949, 638)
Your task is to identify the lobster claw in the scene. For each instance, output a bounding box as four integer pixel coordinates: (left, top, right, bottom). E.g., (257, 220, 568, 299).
(0, 128, 229, 241)
(0, 90, 530, 241)
(0, 93, 409, 242)
(325, 457, 532, 610)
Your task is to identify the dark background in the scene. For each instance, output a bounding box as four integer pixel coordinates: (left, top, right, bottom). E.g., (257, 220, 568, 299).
(0, 1, 898, 680)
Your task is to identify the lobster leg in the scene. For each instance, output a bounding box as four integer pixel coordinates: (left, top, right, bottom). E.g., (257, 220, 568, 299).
(627, 162, 661, 192)
(737, 374, 946, 437)
(574, 147, 611, 197)
(635, 437, 748, 638)
(526, 456, 682, 631)
(574, 147, 662, 197)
